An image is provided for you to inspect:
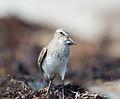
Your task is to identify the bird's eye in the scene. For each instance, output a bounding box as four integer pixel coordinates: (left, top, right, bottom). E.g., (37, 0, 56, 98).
(60, 32, 65, 36)
(60, 32, 63, 34)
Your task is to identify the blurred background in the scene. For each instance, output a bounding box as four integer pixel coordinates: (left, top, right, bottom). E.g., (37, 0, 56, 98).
(0, 0, 120, 98)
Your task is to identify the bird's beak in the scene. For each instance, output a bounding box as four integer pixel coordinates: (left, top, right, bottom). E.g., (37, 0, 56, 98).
(66, 37, 77, 45)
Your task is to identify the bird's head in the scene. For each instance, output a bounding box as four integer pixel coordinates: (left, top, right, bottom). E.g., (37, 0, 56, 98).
(54, 28, 77, 46)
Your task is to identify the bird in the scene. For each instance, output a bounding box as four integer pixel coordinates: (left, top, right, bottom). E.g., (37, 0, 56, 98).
(38, 28, 76, 98)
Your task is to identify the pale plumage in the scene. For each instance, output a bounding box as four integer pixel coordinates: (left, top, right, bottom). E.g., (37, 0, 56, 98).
(38, 28, 76, 98)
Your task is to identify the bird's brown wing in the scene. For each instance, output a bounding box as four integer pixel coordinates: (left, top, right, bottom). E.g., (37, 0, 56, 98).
(38, 47, 47, 72)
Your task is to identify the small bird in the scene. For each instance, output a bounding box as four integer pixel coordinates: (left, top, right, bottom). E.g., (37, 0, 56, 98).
(38, 28, 76, 98)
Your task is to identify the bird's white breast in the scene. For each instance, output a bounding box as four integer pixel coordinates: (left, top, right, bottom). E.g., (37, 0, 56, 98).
(42, 41, 70, 79)
(43, 49, 68, 73)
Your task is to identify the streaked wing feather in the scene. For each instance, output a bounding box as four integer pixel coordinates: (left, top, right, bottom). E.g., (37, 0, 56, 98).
(38, 47, 47, 71)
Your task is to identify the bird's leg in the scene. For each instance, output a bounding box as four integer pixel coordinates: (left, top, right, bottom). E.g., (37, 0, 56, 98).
(62, 80, 64, 99)
(46, 80, 52, 95)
